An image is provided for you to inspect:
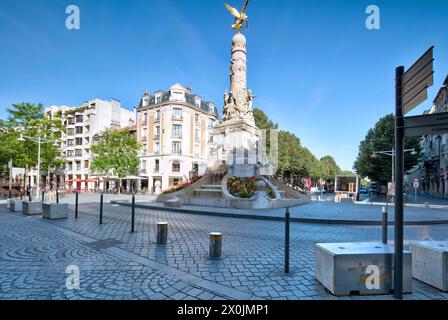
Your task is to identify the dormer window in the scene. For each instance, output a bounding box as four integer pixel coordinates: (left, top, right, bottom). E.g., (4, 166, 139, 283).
(209, 104, 215, 114)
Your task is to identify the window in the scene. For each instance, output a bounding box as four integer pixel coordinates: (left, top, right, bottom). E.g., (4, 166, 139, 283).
(142, 113, 147, 125)
(67, 139, 74, 146)
(209, 104, 215, 114)
(172, 124, 182, 137)
(155, 126, 160, 137)
(172, 161, 180, 172)
(67, 162, 73, 171)
(154, 159, 159, 173)
(76, 126, 83, 134)
(195, 114, 200, 125)
(154, 142, 160, 154)
(67, 150, 74, 157)
(209, 118, 215, 128)
(84, 160, 89, 169)
(68, 117, 75, 125)
(156, 95, 161, 104)
(75, 149, 82, 157)
(76, 115, 83, 123)
(142, 128, 147, 140)
(155, 110, 160, 121)
(172, 108, 182, 119)
(75, 138, 83, 146)
(172, 141, 181, 154)
(67, 128, 75, 135)
(195, 128, 200, 142)
(76, 161, 81, 171)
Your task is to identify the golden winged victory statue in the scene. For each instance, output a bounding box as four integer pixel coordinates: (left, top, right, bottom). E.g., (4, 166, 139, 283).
(224, 0, 249, 31)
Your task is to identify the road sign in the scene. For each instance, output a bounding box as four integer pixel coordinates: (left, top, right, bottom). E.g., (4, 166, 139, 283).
(413, 179, 419, 189)
(393, 47, 435, 300)
(387, 182, 395, 196)
(403, 112, 448, 136)
(401, 47, 434, 115)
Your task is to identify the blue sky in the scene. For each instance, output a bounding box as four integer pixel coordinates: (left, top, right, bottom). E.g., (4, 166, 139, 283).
(0, 0, 447, 170)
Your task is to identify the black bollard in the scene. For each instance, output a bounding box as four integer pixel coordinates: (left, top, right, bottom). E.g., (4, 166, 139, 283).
(285, 207, 290, 274)
(75, 191, 79, 219)
(56, 188, 59, 204)
(131, 193, 135, 233)
(99, 192, 103, 224)
(382, 206, 388, 244)
(41, 190, 45, 202)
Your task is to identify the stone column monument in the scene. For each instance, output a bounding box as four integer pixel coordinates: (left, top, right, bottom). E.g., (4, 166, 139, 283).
(212, 1, 270, 177)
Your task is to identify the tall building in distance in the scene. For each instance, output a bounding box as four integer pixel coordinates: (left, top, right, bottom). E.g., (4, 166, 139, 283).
(136, 83, 218, 192)
(44, 98, 134, 192)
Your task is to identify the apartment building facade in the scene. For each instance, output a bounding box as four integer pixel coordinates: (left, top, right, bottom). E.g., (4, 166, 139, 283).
(43, 98, 134, 192)
(136, 83, 218, 192)
(407, 75, 448, 198)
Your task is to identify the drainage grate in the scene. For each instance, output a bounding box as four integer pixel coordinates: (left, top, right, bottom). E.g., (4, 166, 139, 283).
(86, 238, 123, 250)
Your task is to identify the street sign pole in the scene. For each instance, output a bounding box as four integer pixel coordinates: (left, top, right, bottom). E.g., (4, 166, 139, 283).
(394, 66, 405, 300)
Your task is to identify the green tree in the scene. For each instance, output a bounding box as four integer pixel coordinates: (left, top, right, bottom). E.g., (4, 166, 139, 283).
(353, 114, 421, 183)
(319, 155, 341, 181)
(91, 128, 141, 193)
(252, 108, 343, 185)
(253, 108, 278, 130)
(0, 103, 64, 187)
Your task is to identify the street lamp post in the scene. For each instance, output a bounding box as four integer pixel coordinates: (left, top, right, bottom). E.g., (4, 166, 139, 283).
(372, 148, 416, 183)
(18, 133, 51, 201)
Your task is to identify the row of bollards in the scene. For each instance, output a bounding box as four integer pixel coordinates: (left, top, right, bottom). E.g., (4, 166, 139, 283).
(72, 191, 227, 260)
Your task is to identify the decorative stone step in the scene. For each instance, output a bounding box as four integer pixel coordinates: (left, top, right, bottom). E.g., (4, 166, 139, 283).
(201, 185, 222, 190)
(164, 198, 182, 208)
(194, 189, 223, 198)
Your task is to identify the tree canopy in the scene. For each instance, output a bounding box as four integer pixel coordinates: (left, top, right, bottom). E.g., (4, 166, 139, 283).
(0, 103, 64, 180)
(253, 108, 342, 185)
(91, 128, 141, 182)
(353, 113, 421, 183)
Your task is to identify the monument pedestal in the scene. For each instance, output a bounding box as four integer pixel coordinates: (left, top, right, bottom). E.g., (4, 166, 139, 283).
(213, 119, 263, 177)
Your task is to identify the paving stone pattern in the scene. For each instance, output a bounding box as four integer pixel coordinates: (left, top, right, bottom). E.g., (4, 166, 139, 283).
(1, 203, 448, 300)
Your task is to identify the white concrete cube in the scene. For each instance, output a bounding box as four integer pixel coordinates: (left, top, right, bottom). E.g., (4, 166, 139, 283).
(409, 241, 448, 292)
(23, 201, 43, 216)
(315, 242, 412, 296)
(42, 203, 68, 219)
(9, 200, 23, 212)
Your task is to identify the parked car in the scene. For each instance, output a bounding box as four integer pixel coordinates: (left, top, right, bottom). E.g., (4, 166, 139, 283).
(368, 184, 377, 195)
(360, 186, 368, 194)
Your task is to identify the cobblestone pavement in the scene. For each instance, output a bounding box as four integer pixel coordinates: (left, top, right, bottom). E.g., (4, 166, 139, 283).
(1, 203, 448, 300)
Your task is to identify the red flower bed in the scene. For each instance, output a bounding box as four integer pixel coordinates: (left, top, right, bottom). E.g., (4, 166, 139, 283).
(227, 177, 258, 199)
(162, 175, 203, 194)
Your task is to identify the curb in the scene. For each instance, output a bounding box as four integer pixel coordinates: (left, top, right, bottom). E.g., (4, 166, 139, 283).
(111, 201, 448, 226)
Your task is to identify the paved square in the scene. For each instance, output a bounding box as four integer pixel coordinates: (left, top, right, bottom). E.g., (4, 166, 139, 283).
(1, 203, 448, 300)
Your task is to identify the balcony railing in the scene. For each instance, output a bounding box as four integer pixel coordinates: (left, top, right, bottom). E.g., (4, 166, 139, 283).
(154, 134, 160, 140)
